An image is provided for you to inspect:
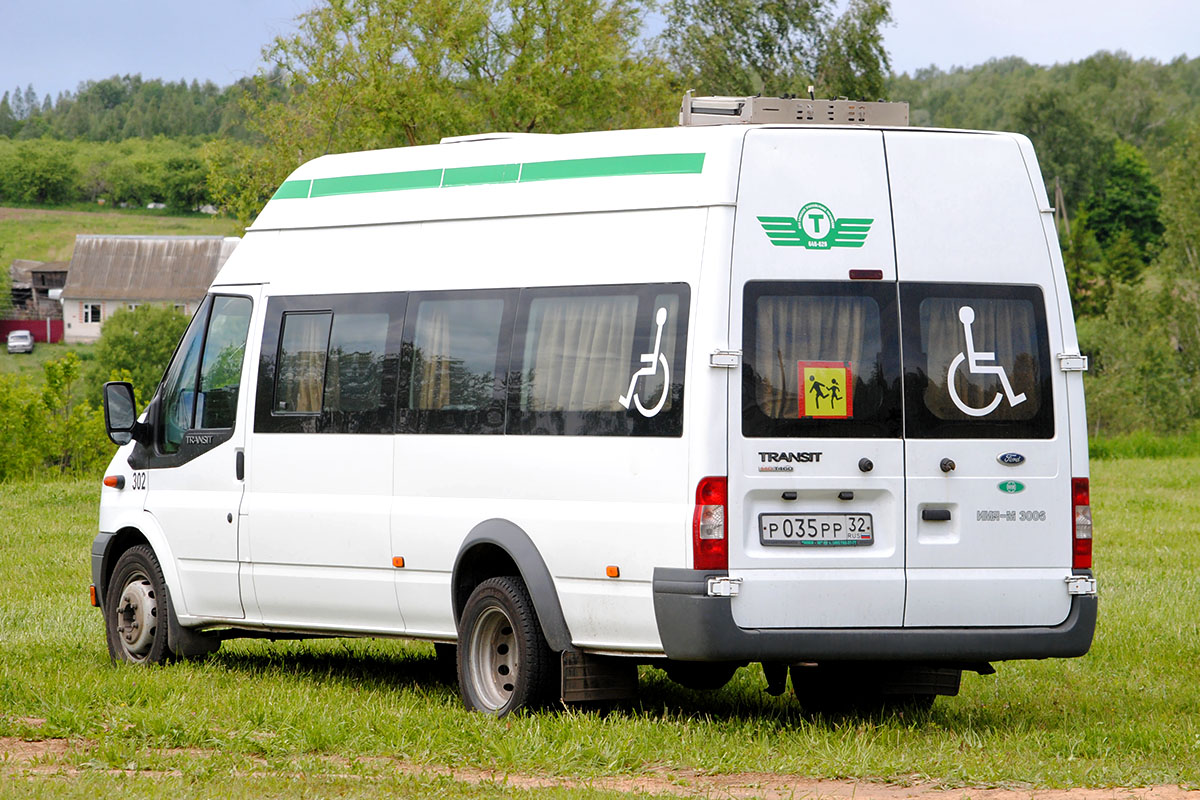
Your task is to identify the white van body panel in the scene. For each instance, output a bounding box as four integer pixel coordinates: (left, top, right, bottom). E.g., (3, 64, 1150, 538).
(95, 121, 1094, 669)
(885, 131, 1072, 627)
(727, 129, 905, 629)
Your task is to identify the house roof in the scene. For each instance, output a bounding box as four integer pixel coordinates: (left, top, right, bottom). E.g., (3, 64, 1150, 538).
(61, 235, 239, 302)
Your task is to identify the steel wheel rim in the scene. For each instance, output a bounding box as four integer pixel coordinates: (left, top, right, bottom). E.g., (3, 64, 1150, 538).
(114, 570, 157, 660)
(467, 605, 518, 711)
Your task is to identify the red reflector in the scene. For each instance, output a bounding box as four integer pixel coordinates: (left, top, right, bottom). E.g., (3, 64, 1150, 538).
(1072, 477, 1092, 569)
(849, 269, 884, 280)
(693, 476, 728, 570)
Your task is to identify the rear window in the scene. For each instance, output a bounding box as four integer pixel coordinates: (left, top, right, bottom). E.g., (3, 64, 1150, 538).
(900, 283, 1053, 439)
(742, 281, 902, 438)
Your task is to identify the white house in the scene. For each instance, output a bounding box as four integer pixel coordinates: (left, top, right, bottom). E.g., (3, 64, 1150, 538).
(60, 235, 239, 343)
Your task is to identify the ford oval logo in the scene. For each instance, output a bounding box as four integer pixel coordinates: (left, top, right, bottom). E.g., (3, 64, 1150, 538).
(998, 452, 1026, 466)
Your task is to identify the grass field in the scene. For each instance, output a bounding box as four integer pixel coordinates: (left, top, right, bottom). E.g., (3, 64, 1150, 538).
(0, 459, 1197, 797)
(0, 205, 237, 264)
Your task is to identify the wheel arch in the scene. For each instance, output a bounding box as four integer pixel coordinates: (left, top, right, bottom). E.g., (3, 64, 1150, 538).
(93, 512, 188, 617)
(452, 519, 573, 653)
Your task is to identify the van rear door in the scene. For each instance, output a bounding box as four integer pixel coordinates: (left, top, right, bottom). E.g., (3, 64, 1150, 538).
(885, 131, 1073, 627)
(726, 128, 905, 628)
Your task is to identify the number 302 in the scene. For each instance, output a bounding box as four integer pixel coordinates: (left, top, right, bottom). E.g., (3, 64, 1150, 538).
(130, 472, 147, 491)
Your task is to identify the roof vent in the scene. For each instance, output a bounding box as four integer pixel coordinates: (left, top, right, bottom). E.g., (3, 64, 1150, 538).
(679, 91, 908, 127)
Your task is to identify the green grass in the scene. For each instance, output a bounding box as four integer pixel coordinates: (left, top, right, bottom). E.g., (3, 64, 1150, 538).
(0, 205, 237, 264)
(0, 460, 1197, 796)
(0, 343, 96, 380)
(1090, 429, 1200, 460)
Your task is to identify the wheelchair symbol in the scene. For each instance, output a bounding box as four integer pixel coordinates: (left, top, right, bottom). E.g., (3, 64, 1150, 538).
(619, 307, 670, 418)
(948, 306, 1026, 418)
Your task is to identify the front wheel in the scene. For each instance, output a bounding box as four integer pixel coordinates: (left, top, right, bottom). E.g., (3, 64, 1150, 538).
(105, 545, 172, 664)
(457, 576, 554, 715)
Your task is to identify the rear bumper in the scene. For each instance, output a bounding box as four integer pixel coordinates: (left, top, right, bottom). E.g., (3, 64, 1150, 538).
(652, 568, 1097, 662)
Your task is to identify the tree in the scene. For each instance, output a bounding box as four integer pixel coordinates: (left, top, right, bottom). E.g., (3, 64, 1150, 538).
(162, 154, 209, 210)
(661, 0, 893, 99)
(0, 141, 78, 204)
(90, 305, 191, 403)
(213, 0, 676, 229)
(0, 93, 16, 137)
(1083, 139, 1163, 261)
(1012, 87, 1111, 217)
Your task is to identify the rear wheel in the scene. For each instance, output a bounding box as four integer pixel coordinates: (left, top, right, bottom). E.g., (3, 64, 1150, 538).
(105, 545, 172, 665)
(457, 576, 554, 715)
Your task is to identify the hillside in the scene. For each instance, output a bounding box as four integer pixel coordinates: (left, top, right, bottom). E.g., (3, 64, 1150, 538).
(0, 206, 237, 264)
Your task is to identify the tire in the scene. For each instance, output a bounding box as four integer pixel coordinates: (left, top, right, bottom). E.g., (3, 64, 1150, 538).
(104, 545, 172, 665)
(663, 660, 740, 691)
(457, 576, 554, 716)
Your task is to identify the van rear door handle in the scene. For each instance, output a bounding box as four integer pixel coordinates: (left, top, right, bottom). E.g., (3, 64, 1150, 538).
(922, 509, 951, 521)
(235, 449, 245, 481)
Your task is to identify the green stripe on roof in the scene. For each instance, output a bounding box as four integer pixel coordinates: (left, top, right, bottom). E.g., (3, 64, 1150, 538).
(273, 180, 312, 199)
(311, 169, 442, 197)
(271, 152, 705, 200)
(443, 163, 520, 187)
(520, 153, 705, 182)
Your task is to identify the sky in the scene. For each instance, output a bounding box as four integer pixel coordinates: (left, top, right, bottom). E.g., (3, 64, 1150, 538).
(0, 0, 1197, 102)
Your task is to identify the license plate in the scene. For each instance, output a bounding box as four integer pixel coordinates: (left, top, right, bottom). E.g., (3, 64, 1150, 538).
(759, 513, 874, 546)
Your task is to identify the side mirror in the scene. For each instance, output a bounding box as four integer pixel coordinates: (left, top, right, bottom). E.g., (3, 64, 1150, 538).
(103, 381, 141, 446)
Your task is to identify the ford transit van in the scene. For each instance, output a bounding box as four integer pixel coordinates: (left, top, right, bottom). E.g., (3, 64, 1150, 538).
(94, 94, 1096, 715)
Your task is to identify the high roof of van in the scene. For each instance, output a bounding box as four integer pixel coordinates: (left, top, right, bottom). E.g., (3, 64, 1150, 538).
(252, 124, 1005, 233)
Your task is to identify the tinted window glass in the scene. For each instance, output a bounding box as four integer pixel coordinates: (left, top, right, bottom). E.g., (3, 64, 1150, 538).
(197, 296, 252, 428)
(256, 293, 403, 434)
(327, 313, 389, 415)
(901, 283, 1053, 439)
(275, 312, 332, 414)
(158, 296, 212, 454)
(508, 283, 689, 437)
(742, 281, 901, 438)
(399, 291, 514, 434)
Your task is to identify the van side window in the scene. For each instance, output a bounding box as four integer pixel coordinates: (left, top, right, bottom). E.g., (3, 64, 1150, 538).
(742, 281, 901, 438)
(900, 283, 1053, 439)
(399, 291, 515, 435)
(197, 296, 253, 428)
(275, 312, 332, 414)
(256, 293, 403, 434)
(158, 294, 253, 454)
(508, 283, 689, 436)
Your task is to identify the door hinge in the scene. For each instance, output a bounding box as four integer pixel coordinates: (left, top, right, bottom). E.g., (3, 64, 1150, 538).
(710, 349, 741, 368)
(1065, 575, 1097, 596)
(706, 576, 742, 597)
(1057, 353, 1089, 372)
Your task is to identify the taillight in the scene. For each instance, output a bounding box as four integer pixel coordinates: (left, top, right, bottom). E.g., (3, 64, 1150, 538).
(693, 476, 727, 570)
(1072, 477, 1092, 569)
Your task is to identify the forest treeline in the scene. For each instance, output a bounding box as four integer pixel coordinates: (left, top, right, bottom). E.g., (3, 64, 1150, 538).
(2, 0, 1199, 437)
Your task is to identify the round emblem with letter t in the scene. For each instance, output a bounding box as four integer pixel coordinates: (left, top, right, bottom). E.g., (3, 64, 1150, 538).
(797, 202, 835, 242)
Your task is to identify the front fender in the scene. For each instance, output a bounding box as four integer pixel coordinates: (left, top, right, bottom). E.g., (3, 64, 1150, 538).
(93, 508, 191, 619)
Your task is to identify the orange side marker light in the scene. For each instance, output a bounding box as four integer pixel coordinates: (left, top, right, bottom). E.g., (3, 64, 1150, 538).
(89, 584, 98, 607)
(392, 556, 405, 568)
(606, 565, 620, 578)
(103, 475, 125, 489)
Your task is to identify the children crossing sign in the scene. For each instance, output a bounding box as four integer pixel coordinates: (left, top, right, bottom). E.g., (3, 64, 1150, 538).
(798, 361, 853, 419)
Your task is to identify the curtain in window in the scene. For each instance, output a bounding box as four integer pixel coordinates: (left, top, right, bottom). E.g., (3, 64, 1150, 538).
(523, 296, 637, 412)
(413, 305, 452, 410)
(754, 296, 876, 418)
(920, 298, 1039, 421)
(278, 313, 330, 413)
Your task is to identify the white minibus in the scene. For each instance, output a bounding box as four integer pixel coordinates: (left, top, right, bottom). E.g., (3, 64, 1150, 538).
(95, 95, 1096, 715)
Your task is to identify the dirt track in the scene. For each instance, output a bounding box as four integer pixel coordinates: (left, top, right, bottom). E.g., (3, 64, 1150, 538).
(3, 734, 1196, 799)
